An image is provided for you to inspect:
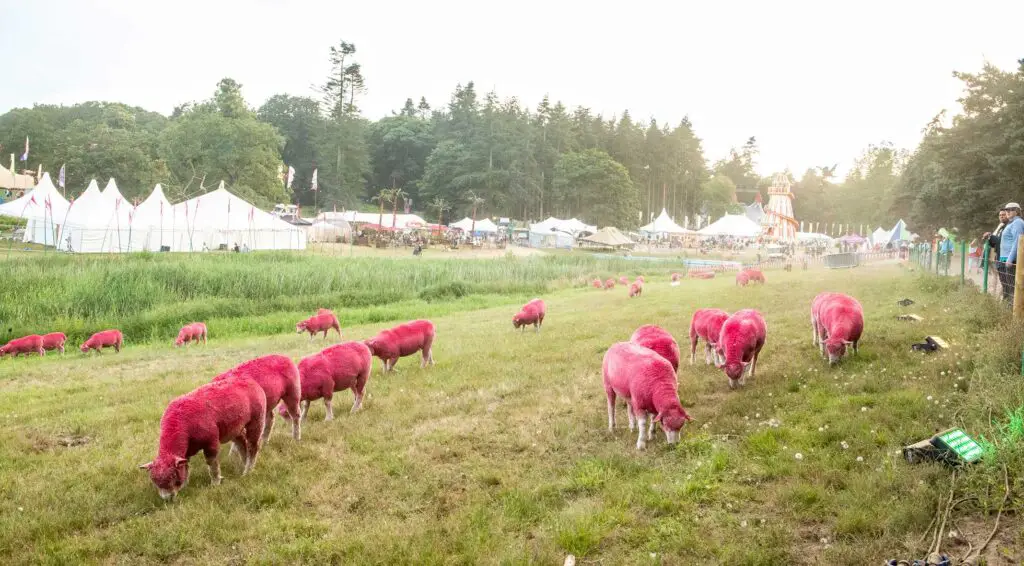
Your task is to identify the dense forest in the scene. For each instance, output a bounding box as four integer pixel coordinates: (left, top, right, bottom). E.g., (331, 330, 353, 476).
(1, 41, 1019, 233)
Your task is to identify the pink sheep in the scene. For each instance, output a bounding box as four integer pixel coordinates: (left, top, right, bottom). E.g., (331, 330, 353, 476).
(281, 341, 374, 421)
(41, 332, 66, 354)
(365, 319, 436, 373)
(628, 282, 643, 298)
(689, 308, 730, 365)
(80, 329, 123, 354)
(213, 354, 302, 443)
(816, 294, 864, 364)
(604, 278, 616, 290)
(691, 271, 715, 280)
(745, 268, 765, 284)
(513, 298, 546, 332)
(174, 322, 208, 348)
(636, 276, 645, 284)
(139, 377, 266, 501)
(670, 272, 681, 282)
(618, 276, 630, 285)
(735, 271, 750, 286)
(810, 292, 840, 347)
(629, 324, 680, 372)
(603, 342, 693, 449)
(296, 312, 342, 341)
(592, 279, 603, 289)
(0, 334, 45, 358)
(715, 309, 767, 388)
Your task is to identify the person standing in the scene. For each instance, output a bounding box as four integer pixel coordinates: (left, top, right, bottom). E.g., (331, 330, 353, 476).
(998, 203, 1024, 303)
(983, 209, 1009, 295)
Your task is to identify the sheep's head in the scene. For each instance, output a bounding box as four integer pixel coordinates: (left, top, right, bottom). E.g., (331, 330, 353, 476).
(724, 361, 746, 382)
(363, 339, 378, 355)
(825, 340, 850, 365)
(295, 321, 307, 334)
(512, 314, 523, 329)
(79, 343, 89, 353)
(140, 455, 189, 501)
(655, 408, 693, 443)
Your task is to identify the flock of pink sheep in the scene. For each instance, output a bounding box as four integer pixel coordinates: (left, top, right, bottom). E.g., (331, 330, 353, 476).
(0, 267, 864, 499)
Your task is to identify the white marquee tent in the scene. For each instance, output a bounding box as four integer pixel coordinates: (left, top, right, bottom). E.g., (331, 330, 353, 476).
(529, 216, 596, 235)
(126, 184, 174, 252)
(697, 214, 762, 238)
(871, 227, 890, 247)
(450, 217, 498, 233)
(340, 210, 428, 229)
(0, 173, 71, 246)
(58, 179, 135, 253)
(639, 208, 690, 235)
(168, 182, 305, 251)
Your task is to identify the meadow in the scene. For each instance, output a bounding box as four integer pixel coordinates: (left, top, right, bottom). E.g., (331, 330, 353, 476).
(0, 258, 1022, 564)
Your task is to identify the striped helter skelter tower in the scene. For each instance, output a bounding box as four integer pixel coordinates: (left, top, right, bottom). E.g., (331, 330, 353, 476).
(761, 173, 798, 242)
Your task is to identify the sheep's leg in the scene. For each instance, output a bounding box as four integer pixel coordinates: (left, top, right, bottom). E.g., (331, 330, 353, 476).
(606, 391, 616, 431)
(351, 392, 363, 412)
(324, 395, 334, 421)
(647, 413, 655, 441)
(205, 446, 224, 485)
(635, 412, 648, 450)
(690, 337, 698, 365)
(243, 420, 264, 474)
(627, 404, 636, 431)
(299, 400, 310, 422)
(261, 410, 276, 444)
(853, 341, 859, 355)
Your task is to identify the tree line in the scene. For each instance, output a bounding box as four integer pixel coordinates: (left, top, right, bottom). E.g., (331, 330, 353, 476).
(4, 40, 1008, 233)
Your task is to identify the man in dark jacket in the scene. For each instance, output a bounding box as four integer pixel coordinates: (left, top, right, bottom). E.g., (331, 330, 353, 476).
(983, 209, 1008, 296)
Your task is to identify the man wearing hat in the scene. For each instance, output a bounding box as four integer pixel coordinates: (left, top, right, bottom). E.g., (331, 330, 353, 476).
(997, 202, 1024, 303)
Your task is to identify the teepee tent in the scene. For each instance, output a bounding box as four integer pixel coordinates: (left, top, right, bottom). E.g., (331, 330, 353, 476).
(127, 184, 174, 251)
(697, 214, 762, 238)
(169, 182, 305, 251)
(0, 173, 71, 246)
(639, 208, 690, 235)
(888, 219, 912, 243)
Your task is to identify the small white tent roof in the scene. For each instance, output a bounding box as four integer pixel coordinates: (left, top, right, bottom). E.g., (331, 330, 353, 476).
(0, 172, 71, 220)
(131, 184, 172, 226)
(640, 208, 690, 234)
(340, 210, 428, 229)
(697, 214, 762, 237)
(450, 217, 498, 233)
(101, 178, 124, 200)
(871, 227, 890, 246)
(529, 216, 595, 235)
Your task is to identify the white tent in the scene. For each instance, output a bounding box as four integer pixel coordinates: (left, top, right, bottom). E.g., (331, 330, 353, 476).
(796, 232, 833, 243)
(168, 182, 306, 251)
(307, 221, 349, 243)
(529, 216, 595, 235)
(697, 214, 762, 238)
(58, 179, 135, 253)
(639, 208, 690, 235)
(0, 173, 71, 246)
(450, 217, 499, 233)
(871, 227, 890, 247)
(126, 184, 174, 252)
(0, 162, 34, 190)
(341, 210, 428, 229)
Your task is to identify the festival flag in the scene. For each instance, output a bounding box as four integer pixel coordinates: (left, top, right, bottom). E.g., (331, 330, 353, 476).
(58, 164, 66, 188)
(249, 206, 255, 222)
(310, 168, 318, 191)
(286, 166, 295, 189)
(9, 154, 14, 175)
(20, 137, 28, 161)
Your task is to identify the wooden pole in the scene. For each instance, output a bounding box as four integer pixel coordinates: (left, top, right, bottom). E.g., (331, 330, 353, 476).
(1014, 237, 1024, 319)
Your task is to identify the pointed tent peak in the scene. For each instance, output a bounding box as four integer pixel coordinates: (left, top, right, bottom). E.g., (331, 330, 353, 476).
(218, 180, 226, 190)
(103, 178, 118, 193)
(81, 179, 102, 198)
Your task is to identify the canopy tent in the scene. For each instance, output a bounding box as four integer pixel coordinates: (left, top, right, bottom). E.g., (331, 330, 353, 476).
(581, 227, 635, 248)
(796, 232, 832, 243)
(168, 182, 306, 251)
(871, 227, 890, 246)
(58, 178, 135, 253)
(126, 184, 174, 252)
(306, 221, 351, 243)
(888, 219, 912, 243)
(341, 210, 428, 230)
(639, 208, 690, 235)
(529, 229, 574, 249)
(529, 216, 596, 235)
(697, 214, 762, 238)
(0, 173, 72, 246)
(450, 217, 499, 233)
(0, 162, 34, 191)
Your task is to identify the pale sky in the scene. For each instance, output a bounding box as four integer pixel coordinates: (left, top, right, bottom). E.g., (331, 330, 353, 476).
(1, 0, 1021, 178)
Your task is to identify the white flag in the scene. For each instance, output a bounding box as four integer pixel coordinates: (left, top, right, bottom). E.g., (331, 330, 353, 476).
(310, 168, 318, 191)
(286, 166, 295, 189)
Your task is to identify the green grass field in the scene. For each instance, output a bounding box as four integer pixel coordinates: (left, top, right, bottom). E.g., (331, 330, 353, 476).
(0, 260, 1021, 564)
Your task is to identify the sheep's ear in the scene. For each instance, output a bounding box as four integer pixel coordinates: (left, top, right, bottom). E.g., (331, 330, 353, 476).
(741, 361, 751, 367)
(653, 413, 663, 423)
(174, 457, 187, 469)
(139, 462, 152, 470)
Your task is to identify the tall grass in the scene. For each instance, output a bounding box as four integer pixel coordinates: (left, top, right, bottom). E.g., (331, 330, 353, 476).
(0, 251, 678, 343)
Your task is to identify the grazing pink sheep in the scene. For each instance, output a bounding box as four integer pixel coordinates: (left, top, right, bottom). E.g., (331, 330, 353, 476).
(629, 324, 680, 372)
(691, 271, 715, 280)
(810, 292, 840, 347)
(295, 312, 342, 341)
(745, 268, 765, 284)
(817, 294, 864, 364)
(364, 319, 436, 373)
(592, 279, 603, 289)
(628, 282, 643, 298)
(80, 329, 123, 354)
(671, 272, 681, 282)
(619, 276, 630, 285)
(689, 308, 730, 365)
(139, 377, 267, 501)
(513, 299, 546, 332)
(715, 309, 767, 388)
(636, 276, 645, 284)
(0, 334, 45, 358)
(213, 354, 302, 443)
(735, 271, 750, 286)
(604, 278, 616, 290)
(41, 332, 66, 354)
(174, 322, 208, 348)
(282, 341, 374, 421)
(603, 342, 693, 449)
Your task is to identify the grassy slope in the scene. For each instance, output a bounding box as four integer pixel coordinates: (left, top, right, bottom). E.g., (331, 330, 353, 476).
(0, 263, 1019, 564)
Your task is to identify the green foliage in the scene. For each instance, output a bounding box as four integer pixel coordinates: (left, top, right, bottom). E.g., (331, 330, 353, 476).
(366, 115, 436, 203)
(551, 149, 640, 228)
(702, 174, 736, 220)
